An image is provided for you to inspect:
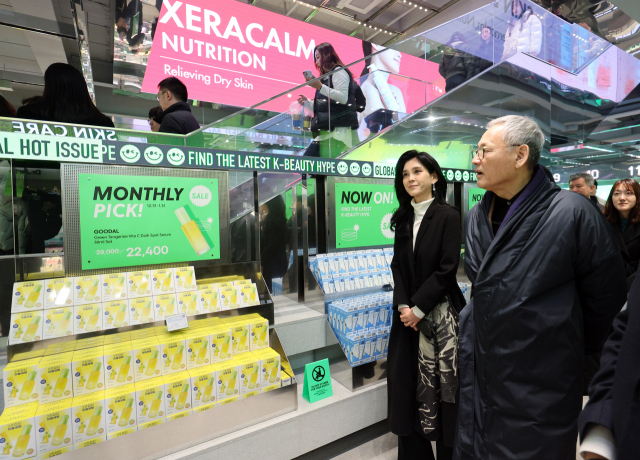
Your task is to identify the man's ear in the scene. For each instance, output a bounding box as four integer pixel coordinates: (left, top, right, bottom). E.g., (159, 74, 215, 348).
(515, 144, 530, 170)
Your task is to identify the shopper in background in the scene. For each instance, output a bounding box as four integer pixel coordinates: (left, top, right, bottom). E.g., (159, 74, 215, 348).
(20, 96, 42, 107)
(456, 115, 626, 460)
(16, 63, 113, 127)
(439, 32, 470, 92)
(604, 178, 640, 292)
(0, 95, 16, 117)
(298, 42, 359, 158)
(465, 26, 494, 79)
(155, 77, 200, 135)
(148, 106, 162, 132)
(388, 150, 465, 460)
(569, 172, 602, 212)
(259, 195, 289, 293)
(501, 0, 543, 60)
(591, 179, 606, 212)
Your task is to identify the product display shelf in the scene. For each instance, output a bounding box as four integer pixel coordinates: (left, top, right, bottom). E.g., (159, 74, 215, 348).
(7, 262, 274, 362)
(49, 328, 297, 460)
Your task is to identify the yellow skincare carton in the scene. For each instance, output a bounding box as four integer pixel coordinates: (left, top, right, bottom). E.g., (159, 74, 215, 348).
(192, 403, 214, 414)
(236, 353, 261, 395)
(103, 332, 131, 346)
(43, 308, 74, 340)
(163, 371, 191, 417)
(226, 320, 250, 354)
(188, 366, 216, 408)
(151, 269, 175, 296)
(218, 286, 239, 310)
(43, 342, 75, 357)
(36, 445, 73, 459)
(132, 338, 162, 381)
(281, 371, 293, 387)
(100, 273, 127, 302)
(107, 426, 136, 440)
(37, 353, 73, 405)
(104, 384, 136, 434)
(233, 279, 252, 287)
(134, 377, 165, 425)
(70, 391, 105, 444)
(0, 402, 38, 459)
(11, 350, 44, 362)
(261, 383, 281, 393)
(73, 304, 103, 334)
(215, 396, 237, 407)
(43, 278, 74, 310)
(103, 343, 135, 389)
(127, 271, 152, 299)
(166, 411, 190, 422)
(239, 390, 259, 400)
(9, 312, 43, 345)
(73, 276, 102, 306)
(73, 435, 106, 451)
(185, 330, 210, 370)
(158, 334, 187, 375)
(281, 361, 294, 379)
(212, 360, 239, 401)
(11, 281, 44, 313)
(137, 418, 164, 431)
(3, 358, 41, 409)
(35, 400, 73, 454)
(174, 266, 196, 293)
(247, 316, 269, 352)
(74, 337, 104, 353)
(153, 293, 177, 321)
(197, 288, 219, 314)
(209, 326, 233, 363)
(129, 329, 156, 341)
(258, 348, 281, 388)
(177, 291, 199, 316)
(239, 284, 259, 307)
(103, 301, 129, 330)
(71, 348, 104, 397)
(128, 297, 155, 326)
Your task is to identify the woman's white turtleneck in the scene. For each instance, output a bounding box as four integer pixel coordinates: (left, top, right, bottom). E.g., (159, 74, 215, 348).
(398, 196, 434, 319)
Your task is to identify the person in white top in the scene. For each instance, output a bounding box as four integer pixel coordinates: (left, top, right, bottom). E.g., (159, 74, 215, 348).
(501, 0, 543, 61)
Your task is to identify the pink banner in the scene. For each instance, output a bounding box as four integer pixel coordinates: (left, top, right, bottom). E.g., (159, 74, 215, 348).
(142, 0, 443, 113)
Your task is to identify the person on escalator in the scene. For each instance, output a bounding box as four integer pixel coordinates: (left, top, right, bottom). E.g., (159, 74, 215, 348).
(465, 27, 494, 79)
(501, 0, 543, 61)
(298, 42, 360, 158)
(148, 106, 162, 132)
(439, 32, 470, 92)
(155, 77, 200, 135)
(259, 196, 289, 293)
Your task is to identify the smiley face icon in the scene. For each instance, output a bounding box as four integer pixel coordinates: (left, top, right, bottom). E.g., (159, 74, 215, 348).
(349, 162, 360, 176)
(337, 161, 348, 175)
(166, 148, 186, 166)
(120, 145, 141, 163)
(144, 146, 164, 165)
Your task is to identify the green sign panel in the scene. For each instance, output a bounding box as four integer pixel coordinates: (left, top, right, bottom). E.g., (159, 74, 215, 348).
(468, 187, 486, 210)
(79, 174, 221, 270)
(335, 182, 396, 249)
(302, 358, 332, 403)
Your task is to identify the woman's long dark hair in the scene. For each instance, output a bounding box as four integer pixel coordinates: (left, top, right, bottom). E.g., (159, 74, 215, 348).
(390, 150, 448, 238)
(604, 178, 640, 225)
(314, 42, 353, 78)
(25, 63, 102, 123)
(360, 41, 373, 80)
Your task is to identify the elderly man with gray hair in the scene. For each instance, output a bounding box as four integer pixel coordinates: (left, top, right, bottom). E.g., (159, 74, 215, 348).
(454, 115, 626, 460)
(570, 172, 605, 212)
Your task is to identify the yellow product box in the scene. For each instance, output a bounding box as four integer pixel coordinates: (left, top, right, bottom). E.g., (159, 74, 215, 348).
(282, 361, 294, 378)
(73, 304, 103, 334)
(107, 426, 136, 440)
(212, 360, 239, 401)
(153, 294, 177, 320)
(103, 343, 135, 389)
(43, 342, 75, 357)
(0, 402, 38, 459)
(137, 418, 165, 431)
(11, 281, 44, 313)
(104, 332, 131, 345)
(236, 353, 261, 395)
(127, 271, 152, 299)
(100, 273, 128, 302)
(35, 400, 73, 454)
(258, 349, 281, 388)
(227, 320, 250, 354)
(71, 348, 104, 397)
(239, 390, 259, 400)
(192, 403, 214, 414)
(185, 330, 210, 370)
(215, 396, 237, 407)
(239, 284, 259, 307)
(281, 371, 293, 387)
(188, 366, 216, 408)
(43, 308, 74, 340)
(247, 316, 269, 352)
(43, 278, 74, 309)
(197, 288, 219, 314)
(261, 383, 281, 393)
(74, 338, 104, 353)
(163, 371, 191, 416)
(70, 391, 105, 444)
(73, 276, 102, 306)
(37, 353, 73, 405)
(166, 411, 190, 422)
(233, 279, 252, 287)
(73, 435, 105, 450)
(134, 377, 165, 425)
(132, 338, 162, 381)
(158, 334, 187, 375)
(174, 267, 196, 292)
(128, 297, 155, 326)
(36, 445, 73, 459)
(104, 384, 136, 434)
(103, 301, 129, 330)
(177, 291, 199, 316)
(9, 312, 43, 345)
(212, 282, 233, 290)
(12, 350, 44, 362)
(129, 329, 156, 341)
(209, 327, 233, 363)
(218, 286, 239, 310)
(3, 358, 41, 409)
(151, 269, 175, 296)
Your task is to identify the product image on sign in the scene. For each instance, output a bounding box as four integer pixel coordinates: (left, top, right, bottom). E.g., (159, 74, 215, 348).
(79, 175, 221, 270)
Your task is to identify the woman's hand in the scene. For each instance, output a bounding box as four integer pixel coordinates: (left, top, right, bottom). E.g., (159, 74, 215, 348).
(583, 453, 607, 460)
(297, 94, 309, 104)
(307, 77, 322, 91)
(399, 307, 420, 330)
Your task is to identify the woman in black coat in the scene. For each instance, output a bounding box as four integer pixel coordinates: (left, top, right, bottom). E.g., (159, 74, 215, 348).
(259, 195, 289, 293)
(604, 178, 640, 291)
(388, 150, 465, 460)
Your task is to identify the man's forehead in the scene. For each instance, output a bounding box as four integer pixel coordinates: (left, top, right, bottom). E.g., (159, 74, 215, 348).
(478, 125, 502, 146)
